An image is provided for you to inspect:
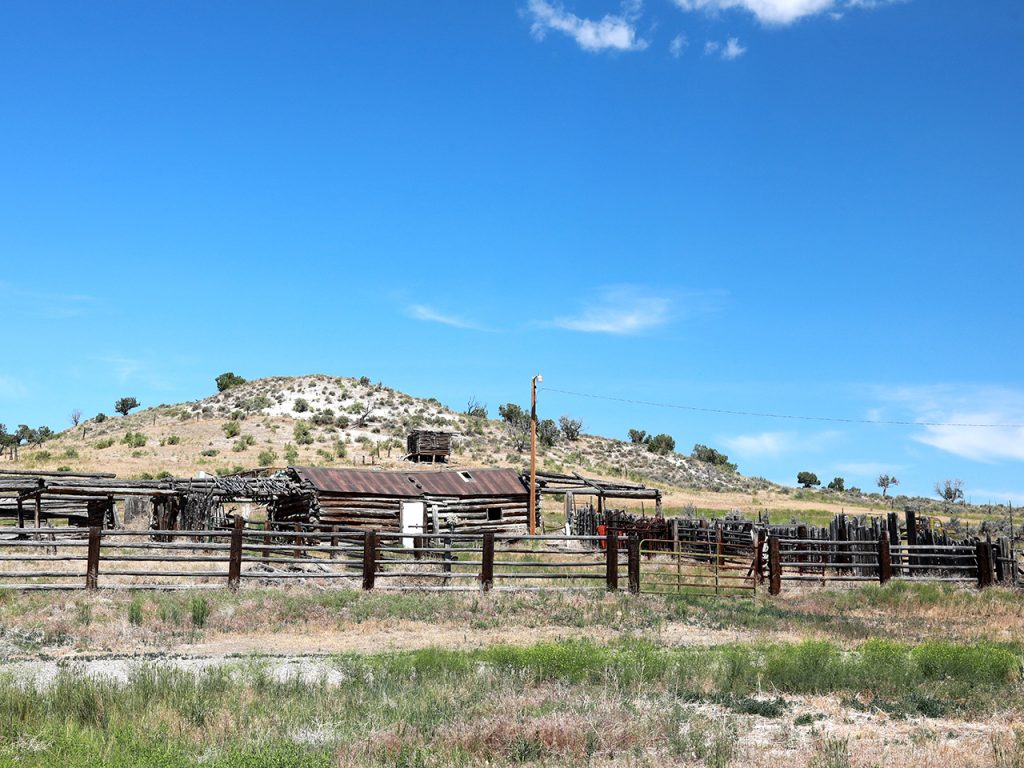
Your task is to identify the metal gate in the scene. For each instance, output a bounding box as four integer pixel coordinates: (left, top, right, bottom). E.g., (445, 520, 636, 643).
(639, 538, 757, 598)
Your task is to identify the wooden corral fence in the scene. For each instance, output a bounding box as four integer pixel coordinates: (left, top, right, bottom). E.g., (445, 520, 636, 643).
(765, 533, 1016, 594)
(0, 523, 1016, 595)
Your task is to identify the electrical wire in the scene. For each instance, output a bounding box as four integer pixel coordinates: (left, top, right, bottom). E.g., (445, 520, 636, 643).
(538, 386, 1024, 429)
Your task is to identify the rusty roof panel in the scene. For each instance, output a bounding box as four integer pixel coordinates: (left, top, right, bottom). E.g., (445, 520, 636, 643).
(292, 467, 527, 498)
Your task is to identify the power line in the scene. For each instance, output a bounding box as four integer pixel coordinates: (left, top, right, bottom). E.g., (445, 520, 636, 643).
(538, 386, 1024, 429)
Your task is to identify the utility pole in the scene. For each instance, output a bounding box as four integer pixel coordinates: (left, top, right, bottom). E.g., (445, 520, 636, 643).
(529, 374, 542, 536)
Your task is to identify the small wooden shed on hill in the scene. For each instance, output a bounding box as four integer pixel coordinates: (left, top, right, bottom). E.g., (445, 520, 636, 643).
(289, 466, 534, 535)
(405, 431, 452, 463)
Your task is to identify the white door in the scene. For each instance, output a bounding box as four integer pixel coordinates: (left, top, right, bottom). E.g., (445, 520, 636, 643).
(400, 501, 425, 548)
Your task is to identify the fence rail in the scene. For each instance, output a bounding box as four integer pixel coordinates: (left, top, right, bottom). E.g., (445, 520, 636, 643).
(0, 524, 1017, 595)
(767, 533, 1014, 593)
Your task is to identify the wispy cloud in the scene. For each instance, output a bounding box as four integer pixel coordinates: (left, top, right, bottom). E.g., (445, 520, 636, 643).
(722, 37, 746, 59)
(704, 37, 745, 59)
(672, 0, 901, 25)
(526, 0, 649, 52)
(721, 430, 840, 458)
(550, 287, 672, 335)
(93, 354, 174, 390)
(0, 281, 99, 320)
(406, 304, 490, 331)
(669, 33, 688, 58)
(874, 384, 1024, 463)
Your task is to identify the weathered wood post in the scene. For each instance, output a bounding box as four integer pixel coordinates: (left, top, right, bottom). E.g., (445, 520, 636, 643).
(480, 533, 495, 591)
(754, 528, 766, 584)
(228, 516, 244, 590)
(768, 535, 781, 596)
(627, 536, 641, 595)
(877, 532, 892, 585)
(976, 540, 992, 588)
(329, 526, 339, 561)
(85, 526, 101, 590)
(605, 529, 619, 592)
(362, 530, 377, 590)
(906, 509, 918, 572)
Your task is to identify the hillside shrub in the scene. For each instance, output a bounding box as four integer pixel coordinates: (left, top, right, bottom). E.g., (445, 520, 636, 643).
(293, 398, 310, 413)
(94, 413, 107, 423)
(215, 372, 246, 392)
(94, 438, 115, 450)
(797, 472, 820, 488)
(691, 444, 737, 472)
(258, 449, 278, 466)
(222, 421, 241, 438)
(121, 431, 146, 448)
(232, 435, 256, 452)
(114, 397, 140, 416)
(293, 421, 314, 445)
(559, 416, 583, 441)
(647, 434, 675, 455)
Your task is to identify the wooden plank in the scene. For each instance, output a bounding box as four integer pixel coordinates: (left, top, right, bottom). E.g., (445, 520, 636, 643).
(228, 516, 244, 590)
(85, 526, 101, 589)
(480, 532, 494, 591)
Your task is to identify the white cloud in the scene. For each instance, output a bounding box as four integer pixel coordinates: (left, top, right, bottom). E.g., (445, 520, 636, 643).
(406, 304, 488, 331)
(526, 0, 649, 52)
(551, 287, 671, 335)
(722, 431, 793, 457)
(722, 37, 746, 59)
(672, 0, 900, 25)
(875, 385, 1024, 463)
(721, 430, 840, 458)
(669, 33, 688, 57)
(704, 37, 745, 59)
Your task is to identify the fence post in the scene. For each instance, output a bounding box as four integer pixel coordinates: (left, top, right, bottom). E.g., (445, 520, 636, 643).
(605, 530, 618, 591)
(228, 516, 244, 590)
(754, 528, 766, 584)
(877, 532, 892, 585)
(362, 530, 377, 590)
(85, 526, 101, 590)
(768, 535, 781, 596)
(329, 526, 339, 560)
(627, 536, 640, 594)
(480, 532, 494, 591)
(976, 540, 991, 589)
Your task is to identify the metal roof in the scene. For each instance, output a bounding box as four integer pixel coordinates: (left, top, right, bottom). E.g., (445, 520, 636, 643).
(292, 467, 528, 498)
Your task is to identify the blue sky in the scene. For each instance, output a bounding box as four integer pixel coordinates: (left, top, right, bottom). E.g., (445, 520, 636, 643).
(1, 0, 1022, 502)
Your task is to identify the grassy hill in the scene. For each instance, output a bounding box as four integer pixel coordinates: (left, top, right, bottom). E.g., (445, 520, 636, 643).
(4, 374, 1009, 527)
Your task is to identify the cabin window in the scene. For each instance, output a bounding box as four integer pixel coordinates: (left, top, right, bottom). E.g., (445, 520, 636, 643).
(487, 508, 502, 521)
(459, 471, 474, 482)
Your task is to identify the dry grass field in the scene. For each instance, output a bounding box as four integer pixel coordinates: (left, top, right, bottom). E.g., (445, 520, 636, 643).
(1, 584, 1023, 767)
